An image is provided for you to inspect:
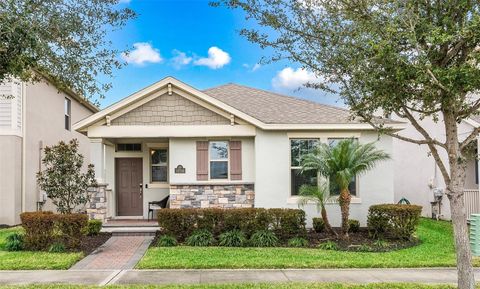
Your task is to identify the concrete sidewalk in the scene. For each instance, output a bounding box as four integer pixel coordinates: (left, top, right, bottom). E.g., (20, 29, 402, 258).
(0, 268, 478, 286)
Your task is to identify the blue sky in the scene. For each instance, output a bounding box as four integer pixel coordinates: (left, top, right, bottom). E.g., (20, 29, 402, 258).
(100, 0, 341, 108)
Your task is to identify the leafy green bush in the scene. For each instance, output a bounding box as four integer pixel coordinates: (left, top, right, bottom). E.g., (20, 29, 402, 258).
(157, 208, 305, 242)
(367, 204, 422, 240)
(312, 218, 325, 233)
(157, 235, 177, 247)
(5, 233, 24, 251)
(287, 237, 309, 247)
(348, 219, 360, 233)
(83, 219, 102, 236)
(48, 242, 66, 253)
(219, 230, 246, 247)
(186, 229, 215, 246)
(55, 213, 88, 249)
(318, 241, 339, 250)
(373, 239, 390, 249)
(249, 230, 278, 247)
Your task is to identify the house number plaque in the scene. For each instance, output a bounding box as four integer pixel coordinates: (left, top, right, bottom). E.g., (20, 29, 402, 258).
(175, 165, 186, 174)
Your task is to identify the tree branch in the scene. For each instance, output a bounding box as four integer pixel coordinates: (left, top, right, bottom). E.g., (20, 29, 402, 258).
(460, 126, 480, 151)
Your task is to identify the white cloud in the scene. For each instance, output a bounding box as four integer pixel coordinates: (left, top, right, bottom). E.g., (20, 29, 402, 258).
(121, 42, 162, 65)
(252, 63, 261, 71)
(171, 50, 192, 69)
(272, 67, 317, 90)
(194, 47, 231, 69)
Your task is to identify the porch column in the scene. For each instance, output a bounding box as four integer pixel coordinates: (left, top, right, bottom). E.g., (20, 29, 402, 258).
(90, 138, 106, 183)
(477, 136, 480, 191)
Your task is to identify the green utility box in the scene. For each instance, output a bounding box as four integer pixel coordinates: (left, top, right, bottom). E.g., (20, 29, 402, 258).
(470, 214, 480, 256)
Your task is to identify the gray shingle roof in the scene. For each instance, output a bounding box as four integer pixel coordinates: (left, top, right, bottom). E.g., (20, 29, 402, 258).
(204, 83, 396, 125)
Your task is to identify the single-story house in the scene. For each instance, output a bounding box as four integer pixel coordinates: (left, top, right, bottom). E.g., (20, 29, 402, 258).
(74, 77, 404, 226)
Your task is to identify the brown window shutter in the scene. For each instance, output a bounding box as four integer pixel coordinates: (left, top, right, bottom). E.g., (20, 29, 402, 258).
(196, 141, 209, 180)
(230, 140, 242, 180)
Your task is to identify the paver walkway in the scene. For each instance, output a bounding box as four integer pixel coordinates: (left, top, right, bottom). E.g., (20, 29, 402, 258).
(0, 268, 478, 286)
(70, 236, 153, 270)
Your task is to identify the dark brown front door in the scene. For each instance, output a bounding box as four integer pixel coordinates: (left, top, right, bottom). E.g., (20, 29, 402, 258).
(116, 158, 143, 216)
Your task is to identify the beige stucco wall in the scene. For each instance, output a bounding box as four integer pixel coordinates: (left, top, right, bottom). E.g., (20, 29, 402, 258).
(393, 114, 478, 219)
(254, 130, 394, 227)
(0, 80, 95, 225)
(25, 81, 94, 214)
(0, 136, 22, 225)
(111, 92, 230, 126)
(169, 137, 255, 184)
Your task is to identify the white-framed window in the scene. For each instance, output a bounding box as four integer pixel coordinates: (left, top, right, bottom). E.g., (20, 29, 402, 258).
(328, 138, 357, 196)
(290, 139, 319, 195)
(209, 141, 229, 179)
(64, 98, 71, 130)
(150, 148, 168, 183)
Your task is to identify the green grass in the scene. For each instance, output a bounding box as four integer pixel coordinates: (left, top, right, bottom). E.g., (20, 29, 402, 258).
(0, 227, 83, 270)
(0, 283, 464, 289)
(138, 218, 479, 269)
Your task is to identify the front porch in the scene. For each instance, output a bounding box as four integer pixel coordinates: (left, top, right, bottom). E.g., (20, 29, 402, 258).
(87, 136, 256, 221)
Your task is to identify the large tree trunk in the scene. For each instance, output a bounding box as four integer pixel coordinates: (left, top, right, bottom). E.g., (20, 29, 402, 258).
(443, 111, 475, 289)
(321, 206, 337, 237)
(448, 187, 475, 289)
(338, 188, 351, 238)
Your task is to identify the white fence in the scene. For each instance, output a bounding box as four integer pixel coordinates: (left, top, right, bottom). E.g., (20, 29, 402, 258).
(464, 189, 480, 219)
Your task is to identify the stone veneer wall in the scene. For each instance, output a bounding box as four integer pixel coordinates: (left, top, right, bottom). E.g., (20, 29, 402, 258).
(169, 184, 254, 209)
(87, 183, 108, 221)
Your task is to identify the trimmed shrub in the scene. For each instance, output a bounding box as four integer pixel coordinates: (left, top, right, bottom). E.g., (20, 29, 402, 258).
(20, 211, 88, 250)
(5, 233, 24, 251)
(219, 230, 246, 247)
(55, 213, 88, 248)
(83, 219, 102, 236)
(157, 208, 306, 242)
(20, 211, 57, 250)
(49, 242, 66, 253)
(269, 208, 307, 239)
(287, 237, 309, 247)
(157, 235, 177, 247)
(250, 230, 278, 247)
(186, 229, 215, 246)
(312, 218, 325, 233)
(367, 204, 422, 240)
(318, 240, 339, 250)
(348, 219, 360, 233)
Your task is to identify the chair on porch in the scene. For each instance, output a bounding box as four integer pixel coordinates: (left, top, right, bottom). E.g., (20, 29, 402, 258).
(148, 195, 170, 221)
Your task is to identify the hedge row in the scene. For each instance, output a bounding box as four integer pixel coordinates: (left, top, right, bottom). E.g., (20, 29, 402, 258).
(157, 208, 307, 241)
(20, 211, 88, 250)
(367, 204, 422, 240)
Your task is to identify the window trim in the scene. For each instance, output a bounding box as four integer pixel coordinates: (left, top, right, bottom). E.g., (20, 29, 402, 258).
(64, 97, 71, 131)
(289, 138, 320, 196)
(208, 140, 230, 180)
(150, 148, 169, 184)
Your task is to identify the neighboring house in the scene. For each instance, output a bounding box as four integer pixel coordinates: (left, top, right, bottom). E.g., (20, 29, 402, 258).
(0, 78, 98, 226)
(393, 114, 480, 220)
(74, 77, 403, 226)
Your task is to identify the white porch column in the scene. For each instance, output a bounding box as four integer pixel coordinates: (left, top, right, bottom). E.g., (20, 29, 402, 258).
(90, 138, 106, 183)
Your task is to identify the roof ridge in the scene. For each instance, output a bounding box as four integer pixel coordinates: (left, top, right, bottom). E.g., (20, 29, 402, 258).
(204, 82, 349, 112)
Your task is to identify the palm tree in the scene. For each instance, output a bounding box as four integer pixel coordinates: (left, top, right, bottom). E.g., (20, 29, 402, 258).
(298, 183, 337, 237)
(301, 139, 390, 238)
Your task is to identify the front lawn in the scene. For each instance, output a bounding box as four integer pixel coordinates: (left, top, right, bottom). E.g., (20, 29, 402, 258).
(0, 227, 83, 270)
(0, 283, 463, 289)
(138, 218, 478, 269)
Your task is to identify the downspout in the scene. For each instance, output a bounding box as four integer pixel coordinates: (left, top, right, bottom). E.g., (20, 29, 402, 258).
(21, 82, 26, 213)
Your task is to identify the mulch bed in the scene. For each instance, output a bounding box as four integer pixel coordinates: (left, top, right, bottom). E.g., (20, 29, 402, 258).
(306, 228, 420, 252)
(151, 228, 420, 252)
(76, 232, 112, 255)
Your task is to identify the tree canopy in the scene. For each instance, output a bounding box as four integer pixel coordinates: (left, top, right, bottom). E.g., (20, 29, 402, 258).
(0, 0, 135, 102)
